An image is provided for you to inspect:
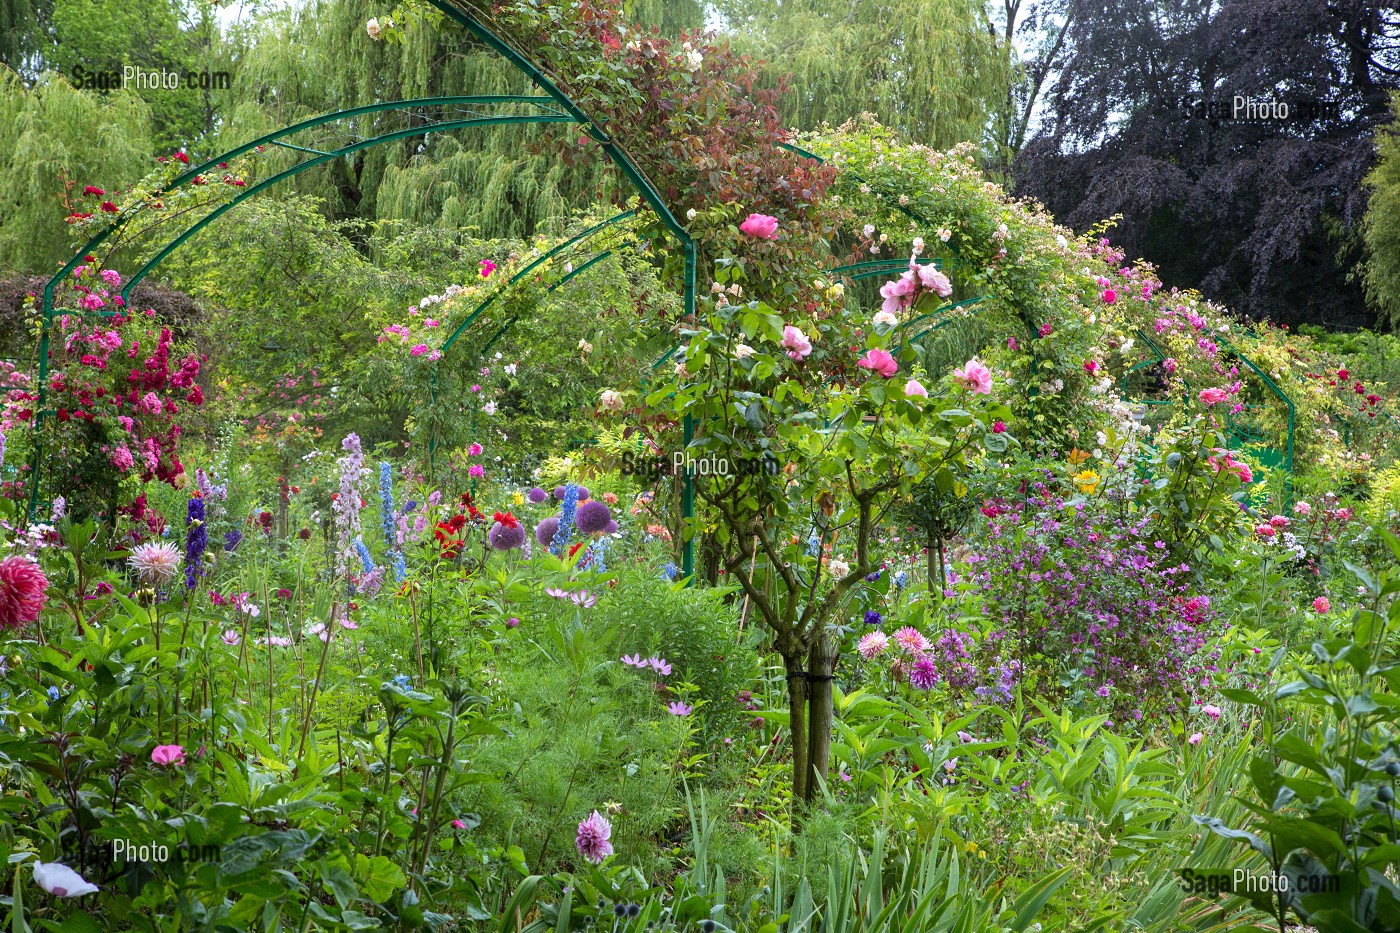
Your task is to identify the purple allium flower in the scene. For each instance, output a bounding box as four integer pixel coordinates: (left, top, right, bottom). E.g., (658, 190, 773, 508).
(574, 500, 612, 535)
(577, 486, 590, 501)
(535, 517, 560, 546)
(575, 810, 613, 864)
(488, 520, 526, 551)
(604, 519, 619, 534)
(909, 657, 939, 690)
(527, 486, 547, 504)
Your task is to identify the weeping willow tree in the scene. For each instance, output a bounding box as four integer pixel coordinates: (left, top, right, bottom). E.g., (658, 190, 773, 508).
(0, 68, 153, 273)
(211, 0, 706, 237)
(712, 0, 1008, 150)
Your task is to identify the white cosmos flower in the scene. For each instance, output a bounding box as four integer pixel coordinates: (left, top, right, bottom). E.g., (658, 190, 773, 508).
(33, 862, 99, 898)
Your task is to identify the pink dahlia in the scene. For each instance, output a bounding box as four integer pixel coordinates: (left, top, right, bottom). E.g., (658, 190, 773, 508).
(893, 626, 929, 653)
(129, 542, 181, 586)
(908, 657, 939, 690)
(739, 213, 779, 239)
(575, 810, 614, 864)
(1313, 596, 1330, 614)
(857, 631, 888, 658)
(0, 557, 48, 631)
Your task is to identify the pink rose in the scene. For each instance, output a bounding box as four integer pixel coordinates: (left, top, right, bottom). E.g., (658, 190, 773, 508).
(1198, 387, 1229, 405)
(879, 273, 917, 314)
(739, 213, 779, 239)
(916, 264, 952, 296)
(1102, 289, 1116, 304)
(952, 358, 993, 395)
(904, 379, 928, 398)
(780, 325, 812, 361)
(857, 348, 898, 378)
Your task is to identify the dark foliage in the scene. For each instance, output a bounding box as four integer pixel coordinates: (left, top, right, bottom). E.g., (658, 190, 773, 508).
(1014, 0, 1400, 330)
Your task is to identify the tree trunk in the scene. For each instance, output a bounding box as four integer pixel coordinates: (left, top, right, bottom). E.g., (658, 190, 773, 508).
(785, 652, 809, 812)
(926, 530, 937, 590)
(805, 637, 838, 803)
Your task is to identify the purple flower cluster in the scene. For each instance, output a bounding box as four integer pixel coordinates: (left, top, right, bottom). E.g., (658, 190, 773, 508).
(961, 490, 1218, 715)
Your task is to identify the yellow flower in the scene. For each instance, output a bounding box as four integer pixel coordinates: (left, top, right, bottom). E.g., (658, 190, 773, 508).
(1073, 469, 1100, 494)
(512, 491, 524, 506)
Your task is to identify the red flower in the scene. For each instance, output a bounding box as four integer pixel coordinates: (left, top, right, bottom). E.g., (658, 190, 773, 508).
(0, 557, 48, 631)
(83, 185, 105, 196)
(1338, 368, 1349, 380)
(492, 510, 519, 529)
(174, 151, 189, 164)
(568, 541, 586, 558)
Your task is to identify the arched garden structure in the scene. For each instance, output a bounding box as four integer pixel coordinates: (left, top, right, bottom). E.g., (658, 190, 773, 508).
(22, 0, 1330, 812)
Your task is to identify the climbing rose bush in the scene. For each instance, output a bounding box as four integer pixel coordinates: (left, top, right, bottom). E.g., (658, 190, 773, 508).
(11, 267, 204, 517)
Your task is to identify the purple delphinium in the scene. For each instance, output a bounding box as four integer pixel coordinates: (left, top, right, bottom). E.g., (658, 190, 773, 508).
(224, 529, 243, 552)
(333, 433, 366, 578)
(184, 496, 207, 589)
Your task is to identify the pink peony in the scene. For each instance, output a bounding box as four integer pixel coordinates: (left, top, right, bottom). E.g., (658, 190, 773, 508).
(151, 744, 185, 767)
(0, 557, 48, 631)
(857, 348, 898, 378)
(904, 379, 928, 398)
(781, 325, 812, 361)
(1198, 387, 1230, 405)
(575, 810, 614, 864)
(738, 213, 779, 239)
(952, 358, 993, 394)
(1313, 596, 1330, 614)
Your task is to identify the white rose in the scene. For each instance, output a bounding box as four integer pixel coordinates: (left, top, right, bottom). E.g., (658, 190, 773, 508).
(365, 18, 381, 39)
(599, 390, 624, 412)
(872, 310, 899, 328)
(686, 208, 697, 221)
(828, 558, 850, 579)
(734, 344, 755, 359)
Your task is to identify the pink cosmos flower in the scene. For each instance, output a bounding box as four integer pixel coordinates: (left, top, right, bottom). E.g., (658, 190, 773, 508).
(667, 701, 693, 716)
(738, 213, 779, 239)
(857, 348, 898, 378)
(904, 379, 928, 398)
(1313, 596, 1330, 614)
(151, 744, 185, 767)
(952, 358, 992, 394)
(781, 325, 812, 361)
(221, 629, 240, 645)
(1198, 387, 1230, 405)
(576, 810, 614, 864)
